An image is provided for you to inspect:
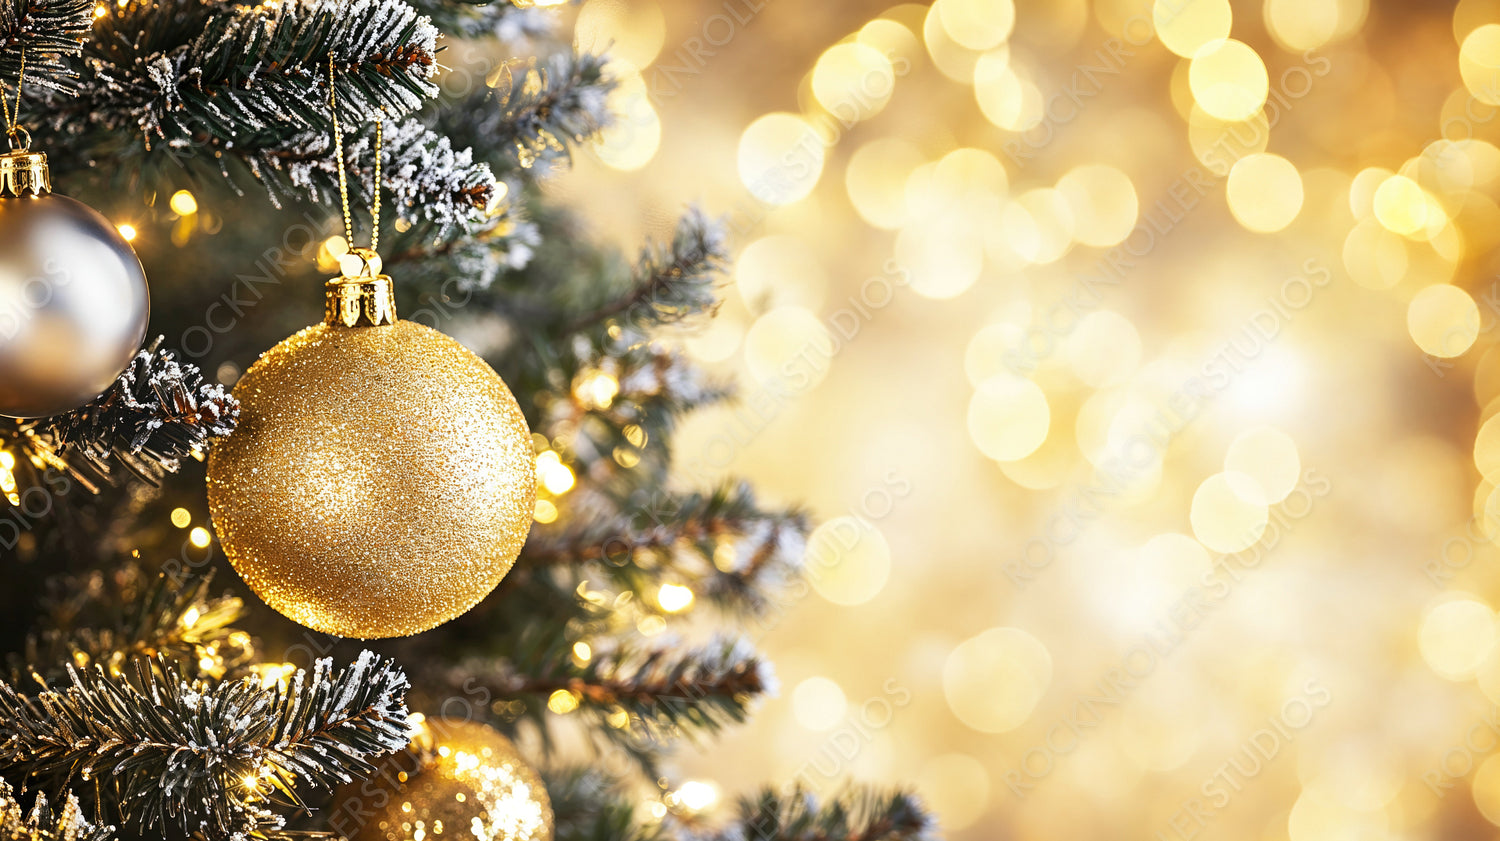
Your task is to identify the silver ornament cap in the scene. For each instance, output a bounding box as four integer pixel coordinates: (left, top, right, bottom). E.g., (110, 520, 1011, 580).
(0, 146, 150, 418)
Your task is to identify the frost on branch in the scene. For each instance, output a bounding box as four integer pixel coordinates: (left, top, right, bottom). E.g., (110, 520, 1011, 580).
(0, 651, 412, 838)
(1, 338, 238, 498)
(0, 778, 112, 841)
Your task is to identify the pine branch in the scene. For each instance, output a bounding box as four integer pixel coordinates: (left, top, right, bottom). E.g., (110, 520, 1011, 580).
(1, 338, 238, 498)
(546, 768, 670, 841)
(470, 635, 774, 755)
(437, 51, 613, 175)
(409, 0, 553, 41)
(521, 483, 809, 617)
(20, 566, 257, 684)
(0, 0, 90, 97)
(92, 0, 438, 143)
(563, 208, 727, 335)
(249, 116, 498, 228)
(36, 0, 500, 227)
(717, 787, 936, 841)
(0, 651, 412, 838)
(0, 778, 112, 841)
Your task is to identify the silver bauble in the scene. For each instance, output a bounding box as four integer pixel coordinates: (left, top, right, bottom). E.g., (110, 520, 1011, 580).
(0, 149, 149, 419)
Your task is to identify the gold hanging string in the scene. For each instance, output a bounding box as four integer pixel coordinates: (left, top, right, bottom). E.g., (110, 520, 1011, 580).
(327, 55, 382, 251)
(1, 47, 30, 151)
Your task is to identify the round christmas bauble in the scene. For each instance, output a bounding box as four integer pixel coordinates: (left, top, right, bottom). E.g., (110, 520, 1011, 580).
(333, 717, 553, 841)
(206, 263, 534, 638)
(0, 150, 148, 418)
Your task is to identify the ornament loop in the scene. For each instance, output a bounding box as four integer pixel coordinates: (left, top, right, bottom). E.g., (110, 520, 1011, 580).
(5, 126, 29, 153)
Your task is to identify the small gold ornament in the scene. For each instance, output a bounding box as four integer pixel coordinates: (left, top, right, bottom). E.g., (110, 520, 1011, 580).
(205, 257, 535, 638)
(331, 717, 553, 841)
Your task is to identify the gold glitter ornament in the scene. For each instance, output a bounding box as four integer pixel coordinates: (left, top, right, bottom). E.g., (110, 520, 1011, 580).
(331, 717, 553, 841)
(205, 251, 535, 638)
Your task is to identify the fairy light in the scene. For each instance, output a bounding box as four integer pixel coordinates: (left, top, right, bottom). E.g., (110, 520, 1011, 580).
(533, 499, 558, 524)
(116, 223, 137, 241)
(0, 450, 17, 506)
(546, 690, 580, 714)
(656, 583, 694, 613)
(673, 781, 719, 813)
(573, 370, 619, 410)
(535, 451, 576, 495)
(169, 189, 197, 215)
(170, 507, 191, 528)
(189, 527, 211, 548)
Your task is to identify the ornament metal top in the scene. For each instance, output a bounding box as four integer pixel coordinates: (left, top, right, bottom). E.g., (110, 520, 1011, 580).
(0, 133, 150, 419)
(0, 130, 49, 197)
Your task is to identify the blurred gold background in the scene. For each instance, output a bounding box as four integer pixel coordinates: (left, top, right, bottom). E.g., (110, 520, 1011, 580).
(548, 0, 1500, 837)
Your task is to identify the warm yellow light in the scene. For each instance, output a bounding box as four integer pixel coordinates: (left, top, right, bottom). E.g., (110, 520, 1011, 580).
(169, 189, 198, 215)
(1408, 284, 1480, 358)
(846, 138, 927, 230)
(117, 224, 137, 241)
(1063, 310, 1141, 388)
(572, 641, 592, 662)
(170, 507, 191, 528)
(974, 53, 1041, 132)
(1189, 471, 1270, 553)
(743, 305, 835, 387)
(574, 371, 619, 410)
(180, 606, 201, 628)
(1223, 427, 1301, 503)
(967, 374, 1050, 462)
(1264, 0, 1341, 51)
(1342, 221, 1408, 289)
(189, 527, 211, 548)
(811, 42, 895, 121)
(1189, 39, 1269, 122)
(533, 499, 558, 524)
(1462, 24, 1500, 106)
(594, 61, 661, 172)
(1154, 0, 1232, 57)
(1056, 164, 1137, 247)
(540, 461, 575, 495)
(792, 676, 848, 731)
(1419, 598, 1496, 679)
(547, 689, 580, 714)
(657, 583, 695, 613)
(0, 451, 14, 470)
(943, 627, 1052, 733)
(805, 517, 893, 606)
(734, 236, 827, 310)
(738, 112, 823, 204)
(1372, 175, 1445, 238)
(675, 780, 720, 812)
(1226, 153, 1304, 233)
(935, 0, 1015, 50)
(92, 4, 106, 17)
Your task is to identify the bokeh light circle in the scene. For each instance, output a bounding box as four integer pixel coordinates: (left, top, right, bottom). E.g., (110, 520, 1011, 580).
(738, 113, 824, 204)
(1189, 39, 1270, 122)
(1190, 471, 1271, 553)
(1407, 284, 1480, 358)
(942, 627, 1053, 733)
(968, 374, 1051, 461)
(1226, 153, 1304, 232)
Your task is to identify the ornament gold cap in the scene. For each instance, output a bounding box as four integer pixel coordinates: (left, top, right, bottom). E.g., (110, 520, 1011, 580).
(325, 247, 397, 327)
(0, 145, 49, 198)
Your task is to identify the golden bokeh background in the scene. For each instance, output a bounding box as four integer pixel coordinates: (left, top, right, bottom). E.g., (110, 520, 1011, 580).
(552, 0, 1500, 836)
